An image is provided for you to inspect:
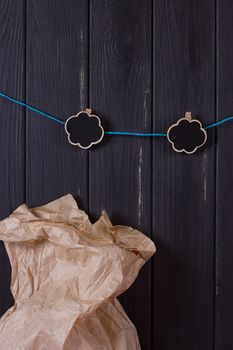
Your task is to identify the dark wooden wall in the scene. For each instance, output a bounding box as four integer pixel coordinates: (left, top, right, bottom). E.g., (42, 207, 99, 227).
(0, 1, 232, 349)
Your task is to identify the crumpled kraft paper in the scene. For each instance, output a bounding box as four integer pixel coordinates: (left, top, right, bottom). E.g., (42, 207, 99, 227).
(0, 194, 156, 350)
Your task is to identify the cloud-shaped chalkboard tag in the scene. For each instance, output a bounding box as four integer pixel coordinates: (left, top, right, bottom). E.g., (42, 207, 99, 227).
(65, 109, 104, 149)
(167, 112, 207, 154)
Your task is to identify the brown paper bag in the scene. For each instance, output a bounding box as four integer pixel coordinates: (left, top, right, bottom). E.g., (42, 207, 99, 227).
(0, 194, 156, 349)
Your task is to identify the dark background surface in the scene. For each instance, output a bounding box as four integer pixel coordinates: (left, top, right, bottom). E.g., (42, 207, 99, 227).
(0, 1, 232, 349)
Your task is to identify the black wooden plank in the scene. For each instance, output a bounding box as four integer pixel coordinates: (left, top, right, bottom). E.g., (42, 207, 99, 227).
(26, 0, 89, 211)
(152, 1, 216, 349)
(0, 0, 25, 316)
(215, 1, 233, 348)
(89, 1, 153, 349)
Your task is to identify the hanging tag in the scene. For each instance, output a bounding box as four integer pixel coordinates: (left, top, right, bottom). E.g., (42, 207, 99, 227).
(65, 109, 104, 149)
(167, 112, 207, 154)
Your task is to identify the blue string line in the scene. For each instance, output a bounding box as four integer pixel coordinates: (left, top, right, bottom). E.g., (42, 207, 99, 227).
(0, 92, 65, 125)
(204, 116, 233, 129)
(104, 131, 167, 136)
(0, 91, 233, 136)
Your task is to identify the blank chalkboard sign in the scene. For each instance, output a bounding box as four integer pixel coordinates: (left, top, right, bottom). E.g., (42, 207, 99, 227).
(167, 112, 207, 154)
(65, 110, 104, 149)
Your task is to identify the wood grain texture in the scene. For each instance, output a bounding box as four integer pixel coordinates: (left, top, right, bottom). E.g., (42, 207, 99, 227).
(89, 1, 153, 349)
(0, 0, 25, 316)
(215, 0, 233, 348)
(2, 1, 233, 349)
(26, 0, 89, 210)
(152, 1, 216, 349)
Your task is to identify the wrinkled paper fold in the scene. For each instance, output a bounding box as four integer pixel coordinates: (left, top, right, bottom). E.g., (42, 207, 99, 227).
(0, 194, 156, 349)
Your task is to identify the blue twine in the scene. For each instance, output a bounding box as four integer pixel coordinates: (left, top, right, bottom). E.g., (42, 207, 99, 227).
(104, 131, 167, 137)
(0, 91, 233, 136)
(0, 92, 65, 125)
(204, 117, 233, 129)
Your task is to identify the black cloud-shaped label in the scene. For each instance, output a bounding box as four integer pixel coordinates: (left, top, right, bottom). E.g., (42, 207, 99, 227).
(65, 111, 104, 149)
(167, 116, 207, 154)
